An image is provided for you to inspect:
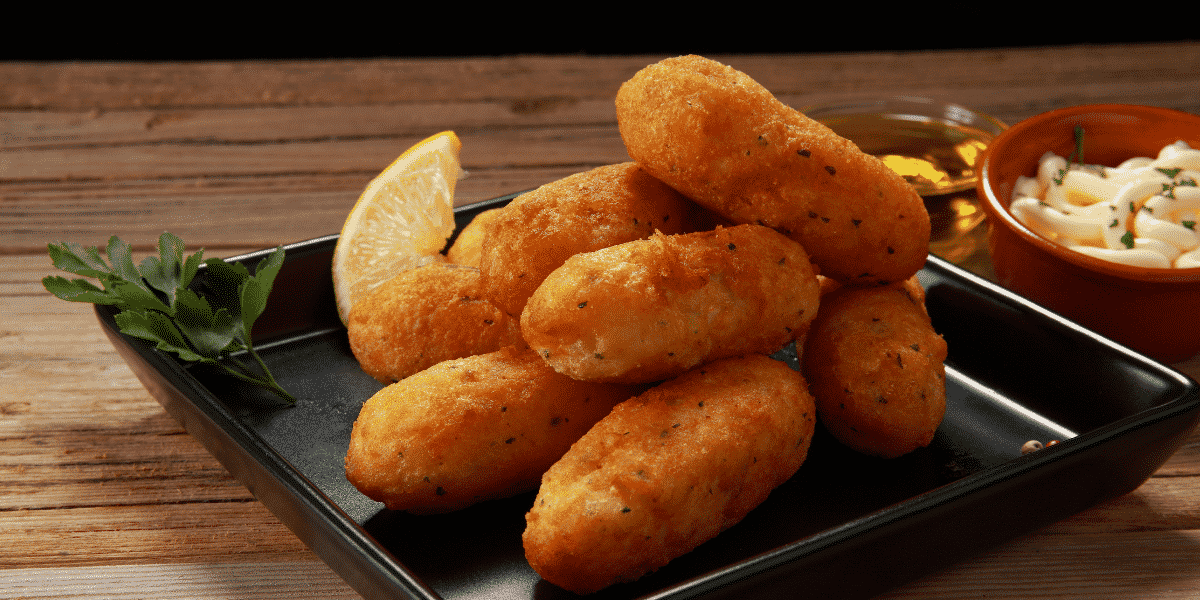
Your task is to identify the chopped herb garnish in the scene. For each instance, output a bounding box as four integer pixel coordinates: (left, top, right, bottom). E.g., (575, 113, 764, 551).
(1162, 176, 1198, 199)
(1157, 167, 1184, 179)
(1053, 125, 1086, 186)
(1184, 221, 1197, 230)
(42, 233, 294, 403)
(1120, 231, 1135, 249)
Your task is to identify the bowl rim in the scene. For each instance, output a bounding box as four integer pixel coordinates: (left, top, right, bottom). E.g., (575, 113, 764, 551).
(799, 95, 1009, 136)
(978, 103, 1200, 284)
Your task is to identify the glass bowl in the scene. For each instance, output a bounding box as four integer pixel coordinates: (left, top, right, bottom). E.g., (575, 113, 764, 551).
(801, 96, 1008, 196)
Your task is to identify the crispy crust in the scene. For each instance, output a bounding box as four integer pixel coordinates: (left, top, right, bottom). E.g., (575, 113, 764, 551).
(346, 262, 524, 384)
(615, 55, 930, 285)
(523, 355, 817, 594)
(446, 207, 504, 267)
(344, 346, 644, 514)
(801, 276, 947, 458)
(520, 224, 821, 384)
(479, 162, 693, 318)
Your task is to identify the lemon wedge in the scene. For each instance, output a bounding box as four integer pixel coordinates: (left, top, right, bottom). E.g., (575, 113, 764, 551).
(332, 131, 463, 324)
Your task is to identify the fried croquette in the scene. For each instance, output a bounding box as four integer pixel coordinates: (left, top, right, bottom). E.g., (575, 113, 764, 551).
(522, 354, 817, 594)
(521, 224, 821, 384)
(478, 162, 693, 318)
(346, 262, 524, 384)
(344, 346, 645, 514)
(445, 207, 503, 267)
(801, 276, 947, 459)
(615, 55, 930, 285)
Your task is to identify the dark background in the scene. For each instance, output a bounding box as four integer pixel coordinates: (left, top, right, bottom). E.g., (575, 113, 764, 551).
(5, 12, 1196, 61)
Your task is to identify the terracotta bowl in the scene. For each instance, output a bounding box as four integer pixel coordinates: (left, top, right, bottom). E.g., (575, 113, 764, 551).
(977, 104, 1200, 364)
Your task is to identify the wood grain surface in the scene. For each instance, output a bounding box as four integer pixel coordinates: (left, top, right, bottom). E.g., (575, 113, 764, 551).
(3, 43, 1200, 599)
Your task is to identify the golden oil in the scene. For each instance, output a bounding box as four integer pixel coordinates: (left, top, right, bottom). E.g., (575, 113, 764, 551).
(817, 113, 996, 196)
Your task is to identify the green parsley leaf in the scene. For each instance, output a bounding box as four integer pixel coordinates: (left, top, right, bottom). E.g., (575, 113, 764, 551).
(41, 275, 117, 306)
(1120, 231, 1135, 249)
(1156, 167, 1184, 179)
(47, 240, 110, 279)
(115, 309, 207, 363)
(1184, 221, 1197, 230)
(173, 288, 239, 359)
(139, 232, 198, 310)
(239, 248, 284, 338)
(43, 234, 294, 404)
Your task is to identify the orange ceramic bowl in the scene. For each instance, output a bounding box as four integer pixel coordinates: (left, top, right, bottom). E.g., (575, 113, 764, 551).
(977, 104, 1200, 364)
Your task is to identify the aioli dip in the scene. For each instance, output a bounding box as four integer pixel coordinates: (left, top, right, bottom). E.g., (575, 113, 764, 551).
(1009, 140, 1200, 268)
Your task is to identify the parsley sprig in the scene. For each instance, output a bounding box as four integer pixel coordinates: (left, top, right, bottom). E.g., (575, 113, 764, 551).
(42, 233, 295, 404)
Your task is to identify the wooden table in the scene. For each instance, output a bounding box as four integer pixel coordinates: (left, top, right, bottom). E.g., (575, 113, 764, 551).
(4, 44, 1200, 599)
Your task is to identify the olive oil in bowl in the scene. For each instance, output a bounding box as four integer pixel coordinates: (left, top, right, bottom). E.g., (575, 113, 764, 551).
(811, 110, 1002, 196)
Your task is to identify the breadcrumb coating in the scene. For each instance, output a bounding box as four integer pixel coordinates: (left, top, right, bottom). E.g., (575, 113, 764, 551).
(479, 162, 693, 318)
(521, 224, 821, 384)
(802, 276, 947, 458)
(446, 207, 503, 267)
(523, 354, 817, 594)
(345, 345, 644, 513)
(346, 262, 523, 384)
(616, 55, 929, 285)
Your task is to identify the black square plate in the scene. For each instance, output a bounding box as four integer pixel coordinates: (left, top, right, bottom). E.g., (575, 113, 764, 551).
(97, 192, 1200, 599)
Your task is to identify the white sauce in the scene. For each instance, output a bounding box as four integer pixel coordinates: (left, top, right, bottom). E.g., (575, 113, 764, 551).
(1009, 140, 1200, 269)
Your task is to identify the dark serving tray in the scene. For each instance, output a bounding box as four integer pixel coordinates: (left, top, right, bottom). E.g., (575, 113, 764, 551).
(97, 192, 1200, 600)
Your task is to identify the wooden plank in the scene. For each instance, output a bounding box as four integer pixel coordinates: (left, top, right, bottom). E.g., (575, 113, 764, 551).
(0, 561, 359, 599)
(3, 45, 1197, 144)
(0, 98, 619, 150)
(879, 529, 1200, 600)
(0, 413, 251, 511)
(3, 45, 1196, 114)
(754, 43, 1200, 115)
(0, 55, 654, 110)
(1, 273, 251, 512)
(0, 125, 628, 181)
(1042, 476, 1200, 535)
(0, 165, 590, 252)
(0, 502, 312, 568)
(5, 531, 1200, 599)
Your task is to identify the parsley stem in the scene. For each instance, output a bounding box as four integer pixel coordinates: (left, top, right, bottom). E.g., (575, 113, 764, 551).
(245, 346, 294, 403)
(212, 357, 296, 403)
